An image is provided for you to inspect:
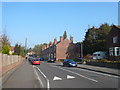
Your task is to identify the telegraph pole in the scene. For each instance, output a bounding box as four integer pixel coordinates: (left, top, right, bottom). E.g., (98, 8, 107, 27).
(80, 42, 83, 57)
(25, 38, 27, 54)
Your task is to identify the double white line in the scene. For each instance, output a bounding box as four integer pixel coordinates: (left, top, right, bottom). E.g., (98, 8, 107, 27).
(33, 65, 50, 90)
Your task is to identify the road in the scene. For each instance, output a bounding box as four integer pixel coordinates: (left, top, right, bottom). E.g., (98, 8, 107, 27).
(2, 60, 119, 89)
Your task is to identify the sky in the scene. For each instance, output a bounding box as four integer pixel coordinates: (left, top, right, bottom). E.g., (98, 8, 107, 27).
(2, 2, 118, 48)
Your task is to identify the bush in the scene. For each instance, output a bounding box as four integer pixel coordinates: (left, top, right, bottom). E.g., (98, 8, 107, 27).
(2, 45, 10, 55)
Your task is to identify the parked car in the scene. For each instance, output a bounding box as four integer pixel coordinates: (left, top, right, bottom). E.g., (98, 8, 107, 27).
(77, 57, 84, 64)
(39, 58, 44, 61)
(28, 57, 34, 62)
(93, 51, 107, 60)
(63, 59, 77, 67)
(32, 59, 41, 65)
(47, 58, 55, 63)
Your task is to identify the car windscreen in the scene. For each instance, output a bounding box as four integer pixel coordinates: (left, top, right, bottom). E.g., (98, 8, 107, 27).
(33, 59, 40, 61)
(67, 59, 75, 62)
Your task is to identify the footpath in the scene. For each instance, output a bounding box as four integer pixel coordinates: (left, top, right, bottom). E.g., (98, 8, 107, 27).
(2, 61, 40, 88)
(77, 64, 119, 76)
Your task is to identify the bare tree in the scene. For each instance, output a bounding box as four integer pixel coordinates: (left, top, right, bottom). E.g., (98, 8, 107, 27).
(1, 26, 10, 48)
(0, 32, 2, 52)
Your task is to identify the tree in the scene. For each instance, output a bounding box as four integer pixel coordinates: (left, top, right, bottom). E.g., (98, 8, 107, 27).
(2, 45, 10, 55)
(83, 23, 112, 55)
(33, 44, 43, 57)
(63, 31, 67, 40)
(1, 27, 10, 48)
(20, 47, 25, 57)
(1, 28, 10, 54)
(0, 34, 2, 52)
(14, 43, 26, 56)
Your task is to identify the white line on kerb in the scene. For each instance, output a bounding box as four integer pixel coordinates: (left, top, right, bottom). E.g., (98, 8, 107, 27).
(34, 66, 50, 90)
(51, 65, 98, 82)
(33, 65, 44, 88)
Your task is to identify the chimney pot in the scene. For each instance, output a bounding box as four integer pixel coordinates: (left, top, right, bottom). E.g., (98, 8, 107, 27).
(60, 36, 63, 42)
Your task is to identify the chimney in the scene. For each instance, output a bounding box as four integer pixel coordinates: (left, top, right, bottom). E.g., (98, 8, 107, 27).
(45, 44, 48, 49)
(53, 38, 57, 45)
(70, 36, 73, 43)
(44, 44, 47, 49)
(60, 36, 63, 42)
(47, 44, 49, 48)
(49, 41, 52, 46)
(42, 45, 46, 50)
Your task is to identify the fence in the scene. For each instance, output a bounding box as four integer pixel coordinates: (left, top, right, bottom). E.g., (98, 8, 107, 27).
(0, 54, 23, 75)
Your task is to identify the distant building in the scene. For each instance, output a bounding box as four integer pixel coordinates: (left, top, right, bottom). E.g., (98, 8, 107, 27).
(9, 46, 15, 55)
(0, 37, 2, 52)
(106, 25, 120, 60)
(41, 36, 80, 60)
(27, 51, 35, 56)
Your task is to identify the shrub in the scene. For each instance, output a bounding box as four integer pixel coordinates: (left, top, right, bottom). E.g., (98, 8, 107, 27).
(2, 45, 10, 55)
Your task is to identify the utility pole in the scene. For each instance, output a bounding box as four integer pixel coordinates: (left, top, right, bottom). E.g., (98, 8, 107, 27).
(80, 42, 83, 57)
(25, 38, 27, 54)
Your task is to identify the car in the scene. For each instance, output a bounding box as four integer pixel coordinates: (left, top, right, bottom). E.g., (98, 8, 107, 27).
(39, 58, 44, 61)
(63, 59, 77, 67)
(28, 57, 34, 62)
(32, 59, 41, 65)
(47, 58, 55, 63)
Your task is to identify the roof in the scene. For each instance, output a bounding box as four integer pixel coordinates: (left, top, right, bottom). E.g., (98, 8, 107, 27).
(113, 25, 120, 29)
(42, 41, 60, 51)
(10, 46, 14, 51)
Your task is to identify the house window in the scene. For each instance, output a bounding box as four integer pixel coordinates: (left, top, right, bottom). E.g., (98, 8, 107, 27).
(109, 47, 120, 56)
(116, 47, 120, 56)
(54, 53, 56, 58)
(109, 48, 113, 56)
(113, 36, 118, 43)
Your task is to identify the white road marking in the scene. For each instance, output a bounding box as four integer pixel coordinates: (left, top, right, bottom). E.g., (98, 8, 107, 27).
(67, 75, 75, 79)
(34, 66, 50, 90)
(53, 76, 62, 81)
(75, 68, 120, 79)
(51, 65, 98, 82)
(33, 65, 44, 88)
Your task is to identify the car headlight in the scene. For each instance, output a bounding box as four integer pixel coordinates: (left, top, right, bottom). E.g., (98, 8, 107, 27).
(69, 63, 72, 65)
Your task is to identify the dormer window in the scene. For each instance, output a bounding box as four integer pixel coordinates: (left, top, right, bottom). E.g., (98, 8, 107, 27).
(113, 36, 118, 43)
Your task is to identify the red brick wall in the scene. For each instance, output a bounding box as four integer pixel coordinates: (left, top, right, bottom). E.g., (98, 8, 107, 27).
(56, 38, 72, 60)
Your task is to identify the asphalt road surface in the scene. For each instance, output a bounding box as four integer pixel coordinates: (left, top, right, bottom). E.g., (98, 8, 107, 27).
(2, 61, 119, 89)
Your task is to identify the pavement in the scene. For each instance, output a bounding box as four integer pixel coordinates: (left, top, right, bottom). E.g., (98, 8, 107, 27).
(2, 61, 41, 88)
(2, 60, 120, 89)
(77, 64, 119, 76)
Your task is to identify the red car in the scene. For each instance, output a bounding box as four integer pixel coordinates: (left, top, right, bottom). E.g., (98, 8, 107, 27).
(32, 59, 40, 65)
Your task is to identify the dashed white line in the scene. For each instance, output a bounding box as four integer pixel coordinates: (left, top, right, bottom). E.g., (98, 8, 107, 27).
(51, 65, 98, 82)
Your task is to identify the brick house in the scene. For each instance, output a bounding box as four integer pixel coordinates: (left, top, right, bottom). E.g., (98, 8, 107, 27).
(9, 46, 15, 55)
(41, 36, 80, 60)
(106, 25, 120, 60)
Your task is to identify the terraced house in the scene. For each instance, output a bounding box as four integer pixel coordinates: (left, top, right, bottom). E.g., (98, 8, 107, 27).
(41, 35, 80, 61)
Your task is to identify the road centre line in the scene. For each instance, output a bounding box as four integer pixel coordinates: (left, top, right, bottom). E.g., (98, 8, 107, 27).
(33, 65, 44, 88)
(74, 67, 120, 79)
(51, 65, 98, 82)
(34, 66, 50, 90)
